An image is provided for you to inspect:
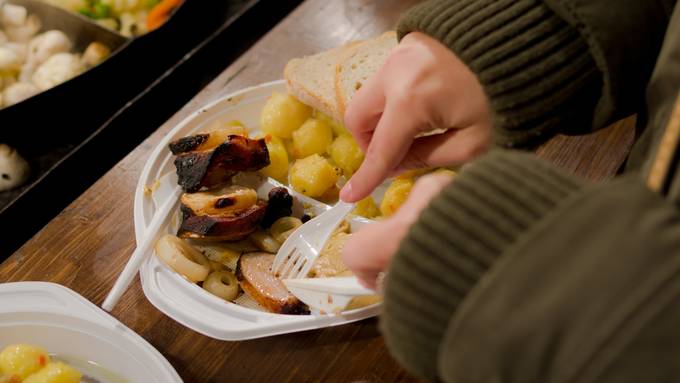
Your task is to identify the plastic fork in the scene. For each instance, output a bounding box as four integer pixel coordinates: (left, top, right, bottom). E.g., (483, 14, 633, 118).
(271, 201, 355, 279)
(283, 276, 376, 314)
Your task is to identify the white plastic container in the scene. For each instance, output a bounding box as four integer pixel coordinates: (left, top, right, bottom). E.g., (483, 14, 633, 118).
(0, 282, 181, 382)
(135, 80, 381, 341)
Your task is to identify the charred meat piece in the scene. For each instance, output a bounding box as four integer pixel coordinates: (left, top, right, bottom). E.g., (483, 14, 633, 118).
(236, 252, 309, 314)
(179, 201, 267, 241)
(173, 135, 270, 192)
(261, 187, 294, 228)
(169, 134, 209, 155)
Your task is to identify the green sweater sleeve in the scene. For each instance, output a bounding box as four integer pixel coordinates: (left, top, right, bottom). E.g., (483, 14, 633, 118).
(381, 153, 680, 382)
(397, 0, 602, 147)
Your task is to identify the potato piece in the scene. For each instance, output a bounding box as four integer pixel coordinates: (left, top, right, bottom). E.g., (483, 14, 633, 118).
(380, 178, 414, 217)
(315, 111, 349, 137)
(260, 135, 289, 182)
(353, 196, 380, 218)
(290, 154, 339, 197)
(291, 118, 333, 158)
(0, 344, 50, 380)
(260, 92, 312, 139)
(23, 362, 81, 383)
(328, 134, 364, 176)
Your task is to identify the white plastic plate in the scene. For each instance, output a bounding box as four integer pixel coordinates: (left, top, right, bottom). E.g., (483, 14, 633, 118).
(0, 282, 181, 382)
(134, 80, 381, 341)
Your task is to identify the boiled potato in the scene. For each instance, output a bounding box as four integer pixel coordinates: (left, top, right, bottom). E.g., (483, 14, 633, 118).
(260, 92, 312, 139)
(328, 134, 364, 176)
(291, 118, 333, 158)
(260, 135, 289, 182)
(0, 344, 50, 380)
(315, 111, 349, 137)
(380, 177, 414, 217)
(290, 154, 339, 197)
(23, 362, 81, 383)
(353, 196, 380, 218)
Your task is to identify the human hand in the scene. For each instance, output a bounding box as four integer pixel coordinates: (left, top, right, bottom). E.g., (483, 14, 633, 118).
(342, 173, 454, 289)
(340, 32, 491, 203)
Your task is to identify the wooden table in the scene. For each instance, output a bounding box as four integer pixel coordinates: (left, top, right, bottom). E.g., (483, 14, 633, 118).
(0, 0, 635, 382)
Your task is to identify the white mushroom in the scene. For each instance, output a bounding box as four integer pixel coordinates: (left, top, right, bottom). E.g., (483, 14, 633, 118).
(81, 41, 110, 68)
(4, 14, 41, 42)
(3, 81, 39, 106)
(27, 30, 72, 66)
(4, 41, 27, 62)
(32, 52, 84, 90)
(0, 3, 27, 28)
(0, 46, 20, 73)
(0, 144, 30, 191)
(0, 30, 7, 45)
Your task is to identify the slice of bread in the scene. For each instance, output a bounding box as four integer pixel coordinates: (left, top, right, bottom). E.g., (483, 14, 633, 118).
(284, 41, 360, 122)
(334, 31, 397, 117)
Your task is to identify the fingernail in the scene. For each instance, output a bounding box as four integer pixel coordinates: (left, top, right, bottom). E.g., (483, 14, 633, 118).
(340, 181, 353, 202)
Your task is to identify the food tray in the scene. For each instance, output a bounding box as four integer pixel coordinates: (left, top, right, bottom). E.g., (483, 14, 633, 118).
(134, 80, 381, 340)
(0, 281, 181, 382)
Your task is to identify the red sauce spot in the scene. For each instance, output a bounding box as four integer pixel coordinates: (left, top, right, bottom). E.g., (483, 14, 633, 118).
(38, 354, 46, 366)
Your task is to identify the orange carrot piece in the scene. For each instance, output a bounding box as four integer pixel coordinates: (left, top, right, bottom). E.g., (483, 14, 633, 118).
(147, 0, 183, 31)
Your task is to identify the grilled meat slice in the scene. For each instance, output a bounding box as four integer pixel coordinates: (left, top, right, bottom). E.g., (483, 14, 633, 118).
(178, 200, 267, 241)
(173, 135, 270, 192)
(261, 187, 294, 228)
(236, 252, 309, 315)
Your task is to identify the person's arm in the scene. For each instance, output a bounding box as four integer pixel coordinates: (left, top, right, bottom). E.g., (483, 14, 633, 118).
(381, 151, 680, 382)
(398, 0, 674, 147)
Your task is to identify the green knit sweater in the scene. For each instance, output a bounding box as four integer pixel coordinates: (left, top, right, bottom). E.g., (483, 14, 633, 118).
(382, 1, 680, 382)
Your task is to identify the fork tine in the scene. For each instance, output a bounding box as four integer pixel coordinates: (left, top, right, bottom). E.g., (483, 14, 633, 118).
(272, 246, 295, 275)
(279, 250, 301, 279)
(289, 258, 308, 279)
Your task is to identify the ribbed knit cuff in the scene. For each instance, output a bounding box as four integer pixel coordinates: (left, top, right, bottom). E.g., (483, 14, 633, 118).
(397, 0, 602, 147)
(380, 150, 584, 381)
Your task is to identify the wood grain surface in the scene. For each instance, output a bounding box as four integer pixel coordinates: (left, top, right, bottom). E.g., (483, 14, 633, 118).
(0, 0, 635, 382)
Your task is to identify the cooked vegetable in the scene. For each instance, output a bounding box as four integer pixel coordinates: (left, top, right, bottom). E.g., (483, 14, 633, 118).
(2, 81, 38, 106)
(269, 216, 302, 244)
(236, 252, 309, 314)
(27, 30, 72, 68)
(353, 196, 380, 218)
(248, 230, 280, 253)
(380, 177, 414, 217)
(315, 111, 349, 137)
(0, 344, 50, 380)
(0, 46, 21, 74)
(173, 135, 270, 192)
(192, 242, 244, 270)
(146, 0, 182, 31)
(328, 134, 364, 176)
(0, 144, 30, 191)
(23, 362, 82, 383)
(203, 270, 239, 301)
(290, 154, 339, 197)
(259, 135, 288, 182)
(179, 201, 267, 241)
(155, 234, 210, 282)
(291, 118, 333, 158)
(180, 185, 258, 217)
(81, 41, 111, 68)
(260, 91, 312, 139)
(32, 52, 84, 91)
(309, 231, 350, 278)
